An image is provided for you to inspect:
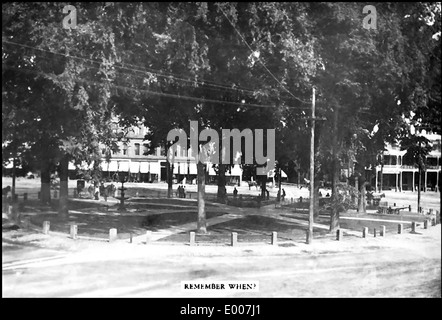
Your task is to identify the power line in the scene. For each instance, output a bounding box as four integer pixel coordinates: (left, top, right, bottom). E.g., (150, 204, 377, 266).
(2, 39, 263, 97)
(218, 4, 311, 105)
(4, 64, 313, 110)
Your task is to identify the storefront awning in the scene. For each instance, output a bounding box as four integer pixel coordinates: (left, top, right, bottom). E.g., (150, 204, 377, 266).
(208, 164, 217, 176)
(139, 162, 150, 173)
(108, 160, 118, 172)
(173, 162, 188, 174)
(118, 161, 129, 172)
(100, 161, 108, 172)
(149, 161, 161, 174)
(226, 164, 242, 176)
(129, 161, 140, 173)
(189, 163, 197, 175)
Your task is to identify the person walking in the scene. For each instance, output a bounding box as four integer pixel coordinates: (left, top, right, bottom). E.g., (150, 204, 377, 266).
(94, 182, 100, 200)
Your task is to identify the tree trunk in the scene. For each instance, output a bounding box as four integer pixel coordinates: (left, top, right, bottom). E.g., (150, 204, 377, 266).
(330, 108, 340, 232)
(166, 161, 173, 198)
(260, 178, 267, 199)
(217, 164, 227, 203)
(197, 162, 207, 233)
(58, 154, 69, 218)
(418, 165, 421, 213)
(278, 167, 282, 204)
(314, 182, 320, 220)
(380, 156, 384, 192)
(40, 155, 51, 204)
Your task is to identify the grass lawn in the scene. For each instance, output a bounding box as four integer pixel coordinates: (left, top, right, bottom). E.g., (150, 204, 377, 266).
(28, 205, 228, 240)
(158, 214, 331, 245)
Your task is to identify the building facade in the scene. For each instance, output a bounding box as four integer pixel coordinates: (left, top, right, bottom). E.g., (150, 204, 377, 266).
(374, 132, 441, 192)
(69, 122, 243, 184)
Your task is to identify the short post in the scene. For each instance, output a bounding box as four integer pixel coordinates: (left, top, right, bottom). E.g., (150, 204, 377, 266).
(336, 229, 342, 241)
(362, 227, 368, 238)
(271, 232, 277, 246)
(70, 224, 78, 240)
(42, 221, 50, 234)
(373, 228, 377, 237)
(23, 193, 28, 201)
(380, 225, 386, 237)
(129, 232, 133, 243)
(409, 205, 411, 212)
(398, 223, 403, 234)
(109, 228, 117, 242)
(424, 219, 429, 229)
(146, 230, 152, 243)
(411, 221, 417, 233)
(231, 232, 238, 246)
(189, 231, 196, 246)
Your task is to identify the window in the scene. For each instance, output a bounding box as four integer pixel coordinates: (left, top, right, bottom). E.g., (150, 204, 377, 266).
(135, 143, 140, 156)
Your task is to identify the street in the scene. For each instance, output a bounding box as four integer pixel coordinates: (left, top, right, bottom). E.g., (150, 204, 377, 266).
(3, 225, 441, 297)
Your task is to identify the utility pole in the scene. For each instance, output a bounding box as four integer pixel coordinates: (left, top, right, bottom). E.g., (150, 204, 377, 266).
(307, 87, 316, 244)
(418, 139, 422, 214)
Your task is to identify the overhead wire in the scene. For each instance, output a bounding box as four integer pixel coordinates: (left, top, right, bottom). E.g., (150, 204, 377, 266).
(3, 38, 308, 104)
(3, 64, 311, 110)
(3, 39, 271, 97)
(3, 44, 312, 110)
(218, 4, 311, 105)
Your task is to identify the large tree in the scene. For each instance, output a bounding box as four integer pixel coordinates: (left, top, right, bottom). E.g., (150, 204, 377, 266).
(3, 2, 120, 216)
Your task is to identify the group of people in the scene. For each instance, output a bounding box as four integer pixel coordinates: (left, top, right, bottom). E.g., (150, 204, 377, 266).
(83, 181, 115, 201)
(176, 185, 186, 198)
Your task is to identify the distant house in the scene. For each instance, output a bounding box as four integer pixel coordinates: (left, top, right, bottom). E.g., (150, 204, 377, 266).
(374, 131, 441, 192)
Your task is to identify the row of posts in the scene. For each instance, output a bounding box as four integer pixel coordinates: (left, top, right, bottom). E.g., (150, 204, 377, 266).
(38, 216, 439, 244)
(189, 231, 278, 247)
(335, 217, 438, 241)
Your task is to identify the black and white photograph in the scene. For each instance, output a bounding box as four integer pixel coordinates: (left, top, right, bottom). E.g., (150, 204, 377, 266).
(2, 2, 441, 304)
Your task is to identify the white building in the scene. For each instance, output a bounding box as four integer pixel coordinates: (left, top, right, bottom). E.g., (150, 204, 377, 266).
(374, 132, 441, 192)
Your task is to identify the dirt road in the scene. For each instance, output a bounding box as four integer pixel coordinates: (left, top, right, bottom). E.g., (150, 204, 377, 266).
(3, 225, 440, 298)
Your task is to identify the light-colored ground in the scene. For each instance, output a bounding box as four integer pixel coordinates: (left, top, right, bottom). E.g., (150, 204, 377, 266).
(3, 177, 440, 212)
(2, 225, 441, 297)
(2, 177, 441, 297)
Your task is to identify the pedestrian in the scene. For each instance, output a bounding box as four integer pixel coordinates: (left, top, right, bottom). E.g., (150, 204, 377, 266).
(99, 182, 105, 197)
(176, 185, 181, 198)
(282, 189, 286, 201)
(94, 183, 99, 200)
(103, 184, 108, 202)
(88, 184, 94, 198)
(233, 187, 238, 198)
(183, 186, 186, 198)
